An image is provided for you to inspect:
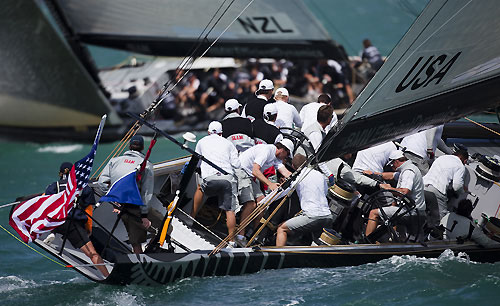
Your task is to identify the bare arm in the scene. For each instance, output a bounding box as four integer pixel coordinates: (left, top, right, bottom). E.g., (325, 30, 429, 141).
(252, 163, 278, 190)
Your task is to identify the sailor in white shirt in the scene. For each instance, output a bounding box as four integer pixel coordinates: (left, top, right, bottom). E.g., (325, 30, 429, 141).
(352, 141, 397, 174)
(302, 104, 336, 185)
(272, 88, 302, 129)
(423, 145, 468, 225)
(303, 104, 334, 152)
(192, 121, 241, 243)
(365, 150, 425, 238)
(400, 125, 452, 175)
(300, 94, 338, 133)
(426, 125, 453, 160)
(236, 139, 294, 237)
(276, 154, 333, 246)
(325, 153, 380, 193)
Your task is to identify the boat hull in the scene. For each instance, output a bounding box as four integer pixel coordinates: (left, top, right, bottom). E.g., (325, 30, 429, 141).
(104, 243, 500, 285)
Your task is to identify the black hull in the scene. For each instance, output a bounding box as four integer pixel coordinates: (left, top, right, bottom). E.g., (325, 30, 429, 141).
(103, 243, 500, 286)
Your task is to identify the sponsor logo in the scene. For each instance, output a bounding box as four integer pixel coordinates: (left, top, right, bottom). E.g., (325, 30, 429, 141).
(231, 135, 244, 141)
(396, 52, 462, 93)
(124, 159, 135, 164)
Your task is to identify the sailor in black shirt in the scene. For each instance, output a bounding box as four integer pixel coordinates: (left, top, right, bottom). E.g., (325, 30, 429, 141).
(242, 79, 274, 122)
(253, 103, 283, 145)
(221, 99, 254, 152)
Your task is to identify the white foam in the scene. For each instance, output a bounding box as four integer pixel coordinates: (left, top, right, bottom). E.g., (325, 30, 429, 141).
(37, 144, 83, 154)
(0, 275, 37, 293)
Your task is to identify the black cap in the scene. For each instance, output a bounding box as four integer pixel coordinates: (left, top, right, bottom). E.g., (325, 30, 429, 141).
(59, 162, 73, 173)
(453, 143, 469, 158)
(130, 135, 144, 147)
(130, 135, 144, 151)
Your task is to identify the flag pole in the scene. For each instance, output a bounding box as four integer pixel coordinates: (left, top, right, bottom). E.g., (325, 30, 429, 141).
(137, 133, 158, 183)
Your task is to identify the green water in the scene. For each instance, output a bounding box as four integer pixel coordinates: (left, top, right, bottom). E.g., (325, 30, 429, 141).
(2, 137, 500, 305)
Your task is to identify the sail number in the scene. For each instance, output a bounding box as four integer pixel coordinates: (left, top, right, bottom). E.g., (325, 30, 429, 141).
(395, 52, 461, 93)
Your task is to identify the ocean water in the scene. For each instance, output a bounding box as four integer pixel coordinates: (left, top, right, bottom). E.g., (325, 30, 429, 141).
(1, 138, 500, 305)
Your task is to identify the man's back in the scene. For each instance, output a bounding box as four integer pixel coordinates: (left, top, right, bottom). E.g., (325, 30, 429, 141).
(195, 134, 240, 178)
(274, 101, 301, 129)
(353, 142, 397, 173)
(222, 113, 254, 152)
(424, 155, 465, 194)
(296, 169, 331, 217)
(243, 95, 268, 121)
(252, 119, 282, 145)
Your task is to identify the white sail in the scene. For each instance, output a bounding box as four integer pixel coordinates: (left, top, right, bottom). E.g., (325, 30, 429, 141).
(319, 0, 500, 162)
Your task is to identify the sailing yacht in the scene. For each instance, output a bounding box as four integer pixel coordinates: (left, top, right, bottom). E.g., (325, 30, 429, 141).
(8, 0, 500, 285)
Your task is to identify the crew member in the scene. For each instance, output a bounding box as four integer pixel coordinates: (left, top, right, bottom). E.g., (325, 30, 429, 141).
(365, 150, 425, 237)
(352, 141, 397, 175)
(300, 94, 337, 132)
(273, 88, 302, 129)
(423, 144, 468, 226)
(237, 139, 294, 239)
(191, 121, 241, 245)
(98, 135, 154, 254)
(242, 79, 274, 122)
(400, 125, 452, 175)
(325, 153, 380, 194)
(276, 154, 333, 246)
(303, 104, 334, 152)
(46, 162, 109, 277)
(221, 98, 254, 152)
(253, 103, 283, 145)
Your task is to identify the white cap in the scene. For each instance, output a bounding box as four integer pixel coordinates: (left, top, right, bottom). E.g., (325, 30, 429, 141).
(182, 132, 196, 143)
(263, 103, 278, 116)
(258, 79, 274, 91)
(388, 150, 405, 162)
(224, 99, 241, 112)
(208, 121, 222, 134)
(275, 87, 289, 96)
(280, 138, 295, 155)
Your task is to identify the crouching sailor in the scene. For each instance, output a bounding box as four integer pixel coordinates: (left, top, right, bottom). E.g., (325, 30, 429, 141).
(365, 150, 425, 238)
(276, 154, 333, 246)
(191, 121, 241, 246)
(98, 135, 154, 254)
(46, 162, 109, 277)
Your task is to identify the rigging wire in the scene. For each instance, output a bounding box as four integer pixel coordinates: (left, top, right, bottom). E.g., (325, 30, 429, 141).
(0, 224, 67, 268)
(92, 0, 252, 178)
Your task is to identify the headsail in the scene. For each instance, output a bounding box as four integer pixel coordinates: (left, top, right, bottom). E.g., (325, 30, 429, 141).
(318, 0, 500, 162)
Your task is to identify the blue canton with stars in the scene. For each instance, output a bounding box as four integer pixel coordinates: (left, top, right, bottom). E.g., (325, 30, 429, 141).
(74, 143, 97, 189)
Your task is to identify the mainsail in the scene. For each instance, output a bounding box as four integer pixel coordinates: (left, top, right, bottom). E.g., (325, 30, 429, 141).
(52, 0, 344, 59)
(0, 0, 121, 128)
(318, 0, 500, 162)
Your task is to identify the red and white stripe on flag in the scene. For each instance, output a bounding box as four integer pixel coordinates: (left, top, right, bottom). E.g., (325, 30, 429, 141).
(9, 167, 79, 243)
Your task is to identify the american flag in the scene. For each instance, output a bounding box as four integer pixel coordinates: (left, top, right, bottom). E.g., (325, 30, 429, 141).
(9, 115, 106, 243)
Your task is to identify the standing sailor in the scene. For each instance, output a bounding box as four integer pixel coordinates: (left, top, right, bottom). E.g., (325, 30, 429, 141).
(191, 121, 241, 245)
(242, 79, 274, 122)
(98, 135, 154, 254)
(300, 94, 337, 132)
(221, 98, 254, 152)
(237, 140, 294, 238)
(253, 103, 283, 145)
(303, 104, 334, 152)
(423, 144, 468, 226)
(273, 87, 302, 129)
